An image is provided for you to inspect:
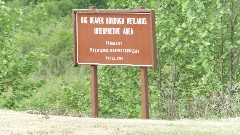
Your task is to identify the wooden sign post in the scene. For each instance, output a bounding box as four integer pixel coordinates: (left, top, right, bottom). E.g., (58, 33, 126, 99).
(91, 64, 98, 118)
(89, 6, 98, 118)
(139, 6, 149, 119)
(140, 67, 149, 119)
(72, 7, 156, 119)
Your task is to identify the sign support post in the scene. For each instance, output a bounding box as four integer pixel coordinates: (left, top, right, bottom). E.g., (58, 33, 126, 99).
(138, 6, 149, 119)
(91, 65, 98, 118)
(140, 67, 149, 119)
(89, 6, 98, 118)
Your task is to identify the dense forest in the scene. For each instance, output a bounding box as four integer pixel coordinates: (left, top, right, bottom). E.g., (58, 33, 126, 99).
(0, 0, 240, 119)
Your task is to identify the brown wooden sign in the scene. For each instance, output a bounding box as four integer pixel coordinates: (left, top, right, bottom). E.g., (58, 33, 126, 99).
(73, 9, 156, 67)
(73, 9, 156, 68)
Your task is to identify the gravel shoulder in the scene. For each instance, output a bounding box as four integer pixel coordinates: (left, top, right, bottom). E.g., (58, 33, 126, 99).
(1, 109, 240, 135)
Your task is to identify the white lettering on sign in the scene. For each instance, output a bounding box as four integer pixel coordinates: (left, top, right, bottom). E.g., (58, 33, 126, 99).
(106, 17, 124, 24)
(94, 28, 134, 35)
(94, 28, 121, 34)
(89, 48, 140, 54)
(80, 16, 148, 25)
(90, 17, 104, 24)
(106, 56, 124, 61)
(127, 18, 147, 25)
(90, 48, 109, 53)
(79, 16, 149, 36)
(109, 49, 140, 54)
(81, 17, 88, 24)
(123, 28, 133, 35)
(106, 41, 123, 46)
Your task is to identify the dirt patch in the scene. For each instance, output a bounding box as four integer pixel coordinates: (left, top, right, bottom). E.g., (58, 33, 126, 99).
(0, 110, 240, 135)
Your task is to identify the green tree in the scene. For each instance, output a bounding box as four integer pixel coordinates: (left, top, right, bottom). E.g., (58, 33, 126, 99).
(0, 0, 22, 94)
(107, 0, 240, 119)
(0, 0, 46, 108)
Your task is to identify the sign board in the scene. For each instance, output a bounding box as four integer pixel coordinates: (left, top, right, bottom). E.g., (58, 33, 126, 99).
(72, 9, 156, 68)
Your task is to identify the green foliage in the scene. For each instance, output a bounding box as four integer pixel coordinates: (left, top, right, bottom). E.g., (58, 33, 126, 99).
(0, 1, 47, 109)
(0, 80, 45, 108)
(16, 70, 91, 116)
(0, 0, 45, 95)
(107, 0, 240, 119)
(98, 66, 141, 118)
(90, 0, 107, 9)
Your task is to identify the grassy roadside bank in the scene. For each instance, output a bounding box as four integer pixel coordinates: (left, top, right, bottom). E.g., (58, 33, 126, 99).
(1, 110, 240, 135)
